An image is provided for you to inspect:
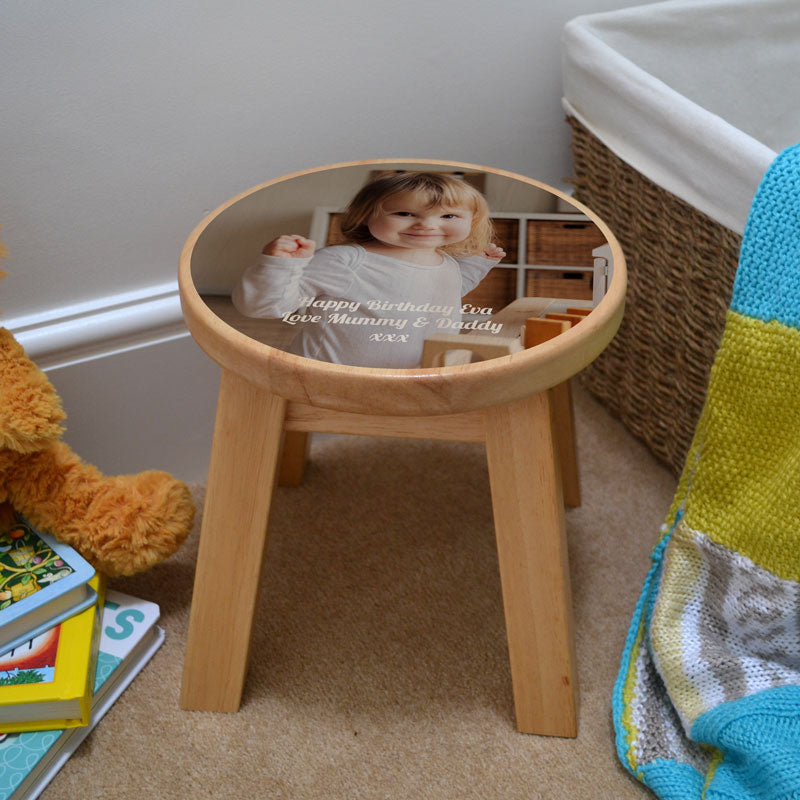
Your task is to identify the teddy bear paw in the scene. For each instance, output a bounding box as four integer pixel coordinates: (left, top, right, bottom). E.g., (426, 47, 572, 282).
(77, 471, 196, 577)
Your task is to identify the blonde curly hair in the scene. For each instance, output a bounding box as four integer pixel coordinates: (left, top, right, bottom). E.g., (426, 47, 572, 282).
(338, 172, 493, 257)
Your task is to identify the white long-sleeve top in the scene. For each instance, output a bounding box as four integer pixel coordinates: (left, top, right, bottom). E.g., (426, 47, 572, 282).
(232, 244, 499, 368)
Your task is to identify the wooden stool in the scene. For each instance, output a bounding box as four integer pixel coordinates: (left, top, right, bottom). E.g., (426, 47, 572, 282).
(177, 161, 626, 737)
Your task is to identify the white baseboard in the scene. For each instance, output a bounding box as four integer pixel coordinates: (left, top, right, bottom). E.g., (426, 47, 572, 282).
(5, 284, 219, 482)
(5, 282, 190, 371)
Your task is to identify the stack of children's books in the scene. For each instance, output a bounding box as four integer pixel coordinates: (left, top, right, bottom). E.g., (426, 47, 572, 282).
(0, 515, 164, 799)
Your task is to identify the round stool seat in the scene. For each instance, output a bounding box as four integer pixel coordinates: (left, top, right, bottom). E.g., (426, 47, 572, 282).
(179, 160, 624, 416)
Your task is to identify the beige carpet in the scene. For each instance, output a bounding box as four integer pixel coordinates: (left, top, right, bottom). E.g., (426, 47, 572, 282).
(44, 383, 675, 799)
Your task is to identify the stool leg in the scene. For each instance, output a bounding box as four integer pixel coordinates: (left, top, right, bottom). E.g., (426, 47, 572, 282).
(180, 369, 286, 712)
(549, 382, 581, 507)
(484, 391, 579, 736)
(278, 431, 311, 487)
(524, 319, 580, 508)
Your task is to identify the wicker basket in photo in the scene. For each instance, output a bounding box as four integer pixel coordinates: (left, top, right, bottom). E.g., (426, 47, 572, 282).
(525, 269, 593, 301)
(567, 116, 742, 474)
(526, 218, 605, 266)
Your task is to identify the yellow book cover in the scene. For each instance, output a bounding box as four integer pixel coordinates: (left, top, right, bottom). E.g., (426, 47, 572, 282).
(0, 576, 106, 734)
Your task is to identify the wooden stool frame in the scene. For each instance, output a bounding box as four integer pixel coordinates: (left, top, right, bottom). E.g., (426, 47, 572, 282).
(178, 159, 626, 737)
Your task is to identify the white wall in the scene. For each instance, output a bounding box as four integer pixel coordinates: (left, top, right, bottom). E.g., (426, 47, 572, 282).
(0, 0, 657, 481)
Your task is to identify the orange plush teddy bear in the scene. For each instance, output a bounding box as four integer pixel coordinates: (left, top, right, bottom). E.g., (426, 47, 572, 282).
(0, 267, 194, 577)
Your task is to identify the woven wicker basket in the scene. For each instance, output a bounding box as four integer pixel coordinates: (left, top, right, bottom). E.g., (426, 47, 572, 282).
(567, 117, 742, 474)
(525, 269, 593, 301)
(526, 219, 605, 266)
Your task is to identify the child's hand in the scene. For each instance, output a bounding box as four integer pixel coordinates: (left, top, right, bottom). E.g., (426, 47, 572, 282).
(484, 243, 506, 260)
(263, 235, 316, 258)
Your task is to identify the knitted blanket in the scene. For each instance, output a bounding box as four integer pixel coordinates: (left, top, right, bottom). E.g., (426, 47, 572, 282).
(613, 143, 800, 799)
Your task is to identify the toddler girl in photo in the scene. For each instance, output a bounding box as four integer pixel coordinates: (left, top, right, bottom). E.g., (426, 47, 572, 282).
(232, 171, 505, 368)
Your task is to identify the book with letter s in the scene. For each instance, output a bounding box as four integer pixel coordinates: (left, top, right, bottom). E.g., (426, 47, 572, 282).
(0, 517, 96, 658)
(0, 589, 164, 800)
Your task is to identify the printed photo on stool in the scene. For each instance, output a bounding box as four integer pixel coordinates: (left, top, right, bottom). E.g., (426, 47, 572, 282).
(191, 160, 612, 370)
